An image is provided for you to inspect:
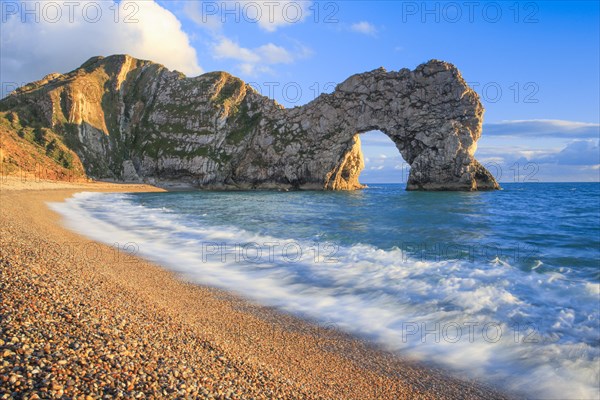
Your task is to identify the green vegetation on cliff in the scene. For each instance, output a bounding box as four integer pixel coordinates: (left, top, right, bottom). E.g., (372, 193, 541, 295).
(0, 112, 85, 179)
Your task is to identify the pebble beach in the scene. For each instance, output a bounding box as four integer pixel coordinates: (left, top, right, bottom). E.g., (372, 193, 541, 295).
(0, 177, 513, 399)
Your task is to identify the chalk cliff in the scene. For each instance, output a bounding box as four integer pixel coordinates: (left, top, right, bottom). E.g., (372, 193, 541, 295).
(0, 54, 499, 190)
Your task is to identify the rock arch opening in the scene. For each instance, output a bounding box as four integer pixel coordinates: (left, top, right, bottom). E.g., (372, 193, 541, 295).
(358, 130, 409, 185)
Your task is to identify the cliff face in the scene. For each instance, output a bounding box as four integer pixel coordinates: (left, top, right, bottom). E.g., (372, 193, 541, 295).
(0, 54, 499, 190)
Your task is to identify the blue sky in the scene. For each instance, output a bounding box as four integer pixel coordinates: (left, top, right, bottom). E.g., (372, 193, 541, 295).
(1, 0, 599, 182)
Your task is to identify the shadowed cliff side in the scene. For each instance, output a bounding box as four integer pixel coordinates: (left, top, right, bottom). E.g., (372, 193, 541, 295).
(0, 54, 499, 191)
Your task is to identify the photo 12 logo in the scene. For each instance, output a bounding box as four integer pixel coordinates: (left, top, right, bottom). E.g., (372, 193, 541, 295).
(247, 81, 337, 104)
(399, 1, 540, 24)
(398, 241, 540, 264)
(201, 240, 340, 264)
(468, 81, 540, 104)
(401, 321, 558, 345)
(1, 1, 140, 24)
(198, 1, 340, 25)
(29, 239, 141, 264)
(483, 161, 540, 183)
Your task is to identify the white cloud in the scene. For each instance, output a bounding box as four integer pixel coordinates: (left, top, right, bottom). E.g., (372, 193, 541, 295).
(476, 139, 600, 182)
(477, 120, 600, 181)
(351, 21, 377, 36)
(257, 43, 294, 64)
(181, 1, 312, 78)
(1, 0, 202, 95)
(548, 140, 600, 166)
(214, 38, 261, 63)
(212, 37, 308, 76)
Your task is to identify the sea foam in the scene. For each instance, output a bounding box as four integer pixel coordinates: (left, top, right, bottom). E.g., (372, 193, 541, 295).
(49, 192, 600, 399)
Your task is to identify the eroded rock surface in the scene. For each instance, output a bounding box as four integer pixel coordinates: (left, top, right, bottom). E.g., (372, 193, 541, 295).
(0, 54, 499, 190)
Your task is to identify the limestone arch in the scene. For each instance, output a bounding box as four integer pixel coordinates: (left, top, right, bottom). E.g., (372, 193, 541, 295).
(269, 60, 499, 191)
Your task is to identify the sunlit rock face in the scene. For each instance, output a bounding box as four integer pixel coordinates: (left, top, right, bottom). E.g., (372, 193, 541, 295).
(1, 54, 499, 191)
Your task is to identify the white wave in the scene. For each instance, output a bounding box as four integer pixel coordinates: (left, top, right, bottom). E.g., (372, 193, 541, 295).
(49, 192, 600, 399)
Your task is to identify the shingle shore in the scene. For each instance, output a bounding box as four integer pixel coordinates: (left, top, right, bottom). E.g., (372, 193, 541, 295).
(0, 178, 512, 399)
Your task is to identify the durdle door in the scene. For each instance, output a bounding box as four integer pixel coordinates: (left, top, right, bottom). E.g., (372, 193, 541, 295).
(0, 55, 499, 191)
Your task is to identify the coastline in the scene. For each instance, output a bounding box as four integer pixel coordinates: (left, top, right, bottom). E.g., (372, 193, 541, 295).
(0, 177, 514, 399)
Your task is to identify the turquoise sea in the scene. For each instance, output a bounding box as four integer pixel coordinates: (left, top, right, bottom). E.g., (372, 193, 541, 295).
(50, 183, 600, 399)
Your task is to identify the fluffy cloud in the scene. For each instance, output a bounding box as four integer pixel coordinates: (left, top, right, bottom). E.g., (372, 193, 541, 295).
(258, 43, 295, 64)
(540, 140, 600, 166)
(350, 21, 377, 36)
(212, 37, 309, 76)
(475, 139, 600, 182)
(181, 1, 313, 77)
(1, 0, 202, 96)
(483, 120, 600, 139)
(214, 38, 262, 63)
